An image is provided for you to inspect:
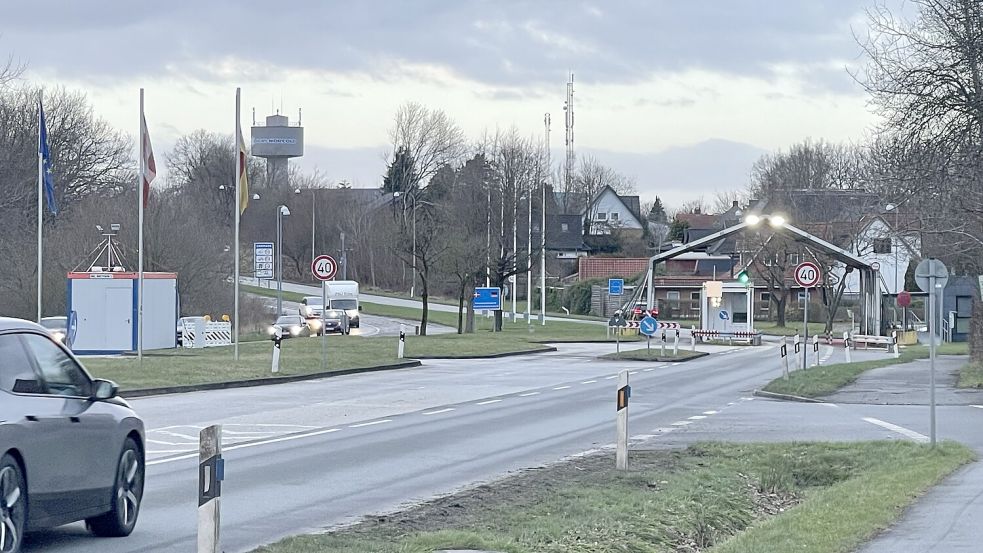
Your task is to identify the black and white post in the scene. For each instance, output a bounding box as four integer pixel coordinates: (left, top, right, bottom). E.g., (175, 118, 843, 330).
(398, 324, 405, 359)
(197, 425, 223, 553)
(616, 369, 630, 470)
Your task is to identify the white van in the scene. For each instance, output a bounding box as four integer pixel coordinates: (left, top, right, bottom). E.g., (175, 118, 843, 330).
(325, 280, 361, 328)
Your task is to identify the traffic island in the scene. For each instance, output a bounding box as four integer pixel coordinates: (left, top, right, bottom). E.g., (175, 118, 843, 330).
(250, 441, 973, 553)
(599, 349, 707, 362)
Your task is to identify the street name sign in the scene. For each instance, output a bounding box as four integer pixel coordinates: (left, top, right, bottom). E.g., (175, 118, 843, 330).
(254, 242, 274, 279)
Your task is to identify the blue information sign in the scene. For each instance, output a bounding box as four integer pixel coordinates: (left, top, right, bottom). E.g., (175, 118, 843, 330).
(640, 315, 658, 337)
(254, 242, 275, 280)
(719, 310, 730, 321)
(472, 287, 502, 310)
(608, 278, 624, 296)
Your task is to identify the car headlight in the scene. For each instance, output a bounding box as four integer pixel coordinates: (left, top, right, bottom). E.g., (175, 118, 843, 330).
(291, 326, 301, 336)
(309, 320, 322, 329)
(267, 326, 276, 335)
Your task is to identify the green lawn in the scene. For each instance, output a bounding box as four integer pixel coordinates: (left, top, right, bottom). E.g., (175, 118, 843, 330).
(757, 322, 837, 337)
(763, 342, 970, 398)
(252, 441, 973, 553)
(599, 348, 704, 362)
(958, 361, 983, 388)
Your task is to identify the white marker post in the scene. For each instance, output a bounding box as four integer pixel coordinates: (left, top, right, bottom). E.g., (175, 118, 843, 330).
(660, 330, 666, 356)
(690, 325, 696, 351)
(793, 334, 801, 370)
(843, 331, 852, 364)
(812, 335, 820, 367)
(271, 327, 282, 373)
(781, 336, 790, 380)
(398, 324, 405, 359)
(673, 329, 679, 356)
(616, 369, 630, 471)
(892, 330, 900, 359)
(197, 425, 223, 553)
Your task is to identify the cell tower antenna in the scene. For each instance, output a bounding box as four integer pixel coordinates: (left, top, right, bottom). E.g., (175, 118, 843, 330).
(298, 107, 302, 126)
(563, 72, 575, 200)
(252, 107, 256, 126)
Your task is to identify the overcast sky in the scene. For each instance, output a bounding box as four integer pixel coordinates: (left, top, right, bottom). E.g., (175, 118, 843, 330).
(3, 0, 886, 207)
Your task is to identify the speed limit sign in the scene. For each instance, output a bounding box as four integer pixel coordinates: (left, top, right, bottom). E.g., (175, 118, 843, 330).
(311, 255, 338, 281)
(794, 261, 822, 288)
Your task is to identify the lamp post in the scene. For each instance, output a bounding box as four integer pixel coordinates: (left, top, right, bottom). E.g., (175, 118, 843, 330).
(526, 188, 532, 325)
(295, 187, 316, 280)
(276, 204, 290, 316)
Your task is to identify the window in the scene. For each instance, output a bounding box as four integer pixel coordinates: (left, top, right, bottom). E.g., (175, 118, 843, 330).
(760, 292, 771, 302)
(20, 333, 91, 397)
(873, 238, 892, 254)
(596, 212, 607, 221)
(561, 223, 569, 232)
(0, 334, 42, 394)
(610, 212, 620, 221)
(667, 291, 680, 301)
(690, 292, 701, 300)
(787, 253, 801, 265)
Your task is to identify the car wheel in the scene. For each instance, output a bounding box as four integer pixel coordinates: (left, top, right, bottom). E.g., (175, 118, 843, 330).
(0, 455, 26, 553)
(86, 438, 143, 537)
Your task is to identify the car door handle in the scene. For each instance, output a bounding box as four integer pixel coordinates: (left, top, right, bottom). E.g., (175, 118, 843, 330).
(25, 415, 39, 422)
(70, 416, 81, 423)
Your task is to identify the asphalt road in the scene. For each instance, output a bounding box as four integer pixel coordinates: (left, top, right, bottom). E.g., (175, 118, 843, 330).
(23, 340, 829, 553)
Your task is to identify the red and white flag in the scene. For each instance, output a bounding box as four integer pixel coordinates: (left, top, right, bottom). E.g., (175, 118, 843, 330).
(140, 112, 156, 209)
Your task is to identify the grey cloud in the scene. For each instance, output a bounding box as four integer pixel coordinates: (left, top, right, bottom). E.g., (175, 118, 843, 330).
(3, 0, 872, 93)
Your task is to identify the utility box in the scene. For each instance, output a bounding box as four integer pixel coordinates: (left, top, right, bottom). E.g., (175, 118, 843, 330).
(700, 281, 755, 334)
(67, 271, 178, 354)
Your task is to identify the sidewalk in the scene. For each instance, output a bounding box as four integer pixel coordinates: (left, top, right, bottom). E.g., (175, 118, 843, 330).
(824, 355, 983, 406)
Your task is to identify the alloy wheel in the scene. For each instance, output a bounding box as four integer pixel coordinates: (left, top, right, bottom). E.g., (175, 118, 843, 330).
(0, 465, 23, 553)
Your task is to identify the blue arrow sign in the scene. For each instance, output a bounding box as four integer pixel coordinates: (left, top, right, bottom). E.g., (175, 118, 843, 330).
(608, 278, 624, 296)
(472, 287, 502, 310)
(719, 310, 730, 321)
(640, 315, 658, 337)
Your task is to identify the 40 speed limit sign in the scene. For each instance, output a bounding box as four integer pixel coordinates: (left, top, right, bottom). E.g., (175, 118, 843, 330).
(794, 261, 822, 288)
(311, 255, 338, 281)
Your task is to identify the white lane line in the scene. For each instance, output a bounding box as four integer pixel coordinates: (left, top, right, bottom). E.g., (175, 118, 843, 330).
(671, 421, 692, 426)
(629, 371, 638, 375)
(349, 419, 393, 428)
(519, 391, 540, 397)
(688, 415, 707, 420)
(225, 423, 319, 428)
(422, 408, 454, 416)
(476, 399, 502, 405)
(581, 380, 597, 384)
(703, 410, 718, 415)
(220, 430, 278, 436)
(727, 402, 735, 406)
(147, 439, 196, 446)
(156, 430, 199, 441)
(862, 417, 929, 443)
(605, 375, 618, 380)
(553, 386, 571, 390)
(972, 405, 983, 409)
(643, 368, 655, 372)
(148, 428, 342, 466)
(147, 449, 195, 455)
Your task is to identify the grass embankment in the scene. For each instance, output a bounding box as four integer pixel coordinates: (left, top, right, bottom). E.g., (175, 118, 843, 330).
(958, 361, 983, 388)
(253, 441, 973, 553)
(763, 342, 970, 398)
(600, 348, 704, 362)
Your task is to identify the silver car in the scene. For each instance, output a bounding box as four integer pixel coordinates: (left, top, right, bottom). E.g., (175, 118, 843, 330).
(0, 317, 145, 553)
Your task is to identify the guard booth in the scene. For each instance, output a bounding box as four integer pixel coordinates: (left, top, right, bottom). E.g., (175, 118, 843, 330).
(699, 280, 755, 335)
(67, 271, 178, 354)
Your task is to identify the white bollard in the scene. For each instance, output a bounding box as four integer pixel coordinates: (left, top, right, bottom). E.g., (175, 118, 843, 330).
(673, 329, 679, 356)
(812, 335, 820, 367)
(660, 330, 666, 356)
(690, 325, 697, 351)
(781, 336, 790, 380)
(793, 334, 801, 370)
(843, 331, 852, 363)
(271, 326, 282, 374)
(893, 331, 900, 359)
(398, 324, 405, 359)
(616, 370, 630, 471)
(197, 425, 223, 553)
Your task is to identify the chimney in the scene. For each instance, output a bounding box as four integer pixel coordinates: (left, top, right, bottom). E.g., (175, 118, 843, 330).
(694, 206, 701, 214)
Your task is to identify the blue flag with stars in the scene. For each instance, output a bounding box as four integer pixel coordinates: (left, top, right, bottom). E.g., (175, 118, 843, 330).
(39, 102, 58, 215)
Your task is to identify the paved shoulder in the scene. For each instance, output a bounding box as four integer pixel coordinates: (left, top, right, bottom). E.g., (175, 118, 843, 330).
(824, 356, 983, 406)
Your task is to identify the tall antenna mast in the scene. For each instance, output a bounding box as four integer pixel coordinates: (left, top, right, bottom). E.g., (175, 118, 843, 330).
(563, 72, 575, 197)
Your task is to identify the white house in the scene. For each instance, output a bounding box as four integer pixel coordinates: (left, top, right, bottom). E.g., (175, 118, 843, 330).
(836, 216, 919, 296)
(584, 185, 644, 236)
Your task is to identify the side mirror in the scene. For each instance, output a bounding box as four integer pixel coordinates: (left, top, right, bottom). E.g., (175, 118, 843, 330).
(91, 379, 119, 400)
(358, 305, 363, 311)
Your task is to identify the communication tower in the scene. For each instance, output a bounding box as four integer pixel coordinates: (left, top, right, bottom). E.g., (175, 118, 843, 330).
(251, 108, 304, 189)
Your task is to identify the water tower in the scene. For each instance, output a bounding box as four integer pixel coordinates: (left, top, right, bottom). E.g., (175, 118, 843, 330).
(251, 109, 304, 189)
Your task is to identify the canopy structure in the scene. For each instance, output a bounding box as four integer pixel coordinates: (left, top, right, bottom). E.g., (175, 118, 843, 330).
(640, 219, 883, 335)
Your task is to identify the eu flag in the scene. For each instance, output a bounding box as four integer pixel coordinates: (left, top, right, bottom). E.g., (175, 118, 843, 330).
(39, 102, 58, 215)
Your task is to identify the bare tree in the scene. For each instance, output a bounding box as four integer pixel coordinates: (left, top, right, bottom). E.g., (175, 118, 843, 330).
(388, 102, 466, 187)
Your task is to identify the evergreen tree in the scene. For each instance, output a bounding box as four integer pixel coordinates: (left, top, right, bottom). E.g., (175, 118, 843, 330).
(648, 196, 667, 223)
(382, 147, 419, 195)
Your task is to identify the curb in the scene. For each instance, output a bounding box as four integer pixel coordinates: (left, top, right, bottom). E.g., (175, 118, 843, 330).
(599, 351, 709, 363)
(752, 389, 826, 403)
(532, 339, 643, 344)
(411, 346, 557, 359)
(120, 360, 423, 399)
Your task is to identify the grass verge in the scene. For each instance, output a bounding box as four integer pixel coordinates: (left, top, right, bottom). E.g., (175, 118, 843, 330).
(600, 348, 704, 362)
(252, 441, 973, 553)
(958, 361, 983, 388)
(763, 342, 969, 398)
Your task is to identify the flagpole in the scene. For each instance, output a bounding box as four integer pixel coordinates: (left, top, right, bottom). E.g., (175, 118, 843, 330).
(138, 88, 145, 364)
(36, 92, 43, 323)
(234, 87, 241, 362)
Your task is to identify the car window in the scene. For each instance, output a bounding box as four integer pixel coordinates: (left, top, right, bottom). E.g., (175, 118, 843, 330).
(0, 334, 43, 394)
(20, 333, 92, 397)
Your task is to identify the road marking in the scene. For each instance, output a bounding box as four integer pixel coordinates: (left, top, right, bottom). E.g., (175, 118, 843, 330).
(476, 399, 502, 405)
(147, 438, 195, 446)
(221, 430, 278, 436)
(581, 380, 597, 384)
(972, 405, 983, 410)
(157, 430, 199, 441)
(147, 449, 197, 455)
(643, 368, 655, 372)
(671, 421, 691, 426)
(147, 428, 342, 466)
(629, 371, 638, 375)
(519, 392, 540, 397)
(422, 408, 454, 416)
(862, 417, 929, 443)
(605, 375, 618, 380)
(688, 415, 707, 420)
(349, 419, 393, 428)
(553, 385, 571, 390)
(703, 410, 718, 415)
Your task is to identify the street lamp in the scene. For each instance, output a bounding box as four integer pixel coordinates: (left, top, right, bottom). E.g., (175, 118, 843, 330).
(276, 204, 291, 316)
(394, 191, 432, 298)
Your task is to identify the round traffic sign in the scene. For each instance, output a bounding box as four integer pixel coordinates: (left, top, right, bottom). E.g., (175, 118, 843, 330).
(870, 261, 881, 271)
(915, 258, 948, 293)
(639, 316, 658, 337)
(311, 255, 338, 281)
(794, 261, 822, 288)
(897, 291, 912, 308)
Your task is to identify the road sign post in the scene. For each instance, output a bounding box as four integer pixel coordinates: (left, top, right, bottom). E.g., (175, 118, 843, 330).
(616, 369, 630, 471)
(253, 242, 274, 280)
(197, 425, 223, 553)
(473, 287, 502, 311)
(311, 254, 338, 371)
(640, 316, 657, 358)
(795, 262, 822, 371)
(608, 278, 624, 296)
(916, 258, 949, 447)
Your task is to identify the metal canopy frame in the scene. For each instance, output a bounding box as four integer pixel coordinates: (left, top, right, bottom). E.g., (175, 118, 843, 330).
(643, 220, 883, 335)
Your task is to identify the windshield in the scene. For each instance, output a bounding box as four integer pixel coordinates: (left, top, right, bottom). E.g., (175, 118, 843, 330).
(276, 316, 301, 325)
(40, 318, 66, 329)
(304, 297, 323, 306)
(331, 299, 358, 310)
(324, 309, 345, 319)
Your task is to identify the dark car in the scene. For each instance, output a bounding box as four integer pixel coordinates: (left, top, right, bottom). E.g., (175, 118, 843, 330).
(308, 309, 350, 336)
(267, 315, 311, 340)
(0, 317, 145, 553)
